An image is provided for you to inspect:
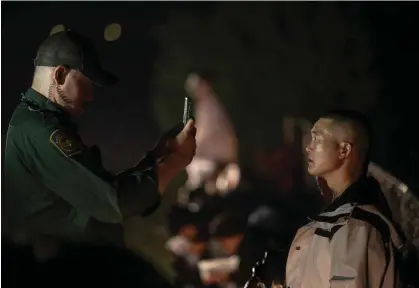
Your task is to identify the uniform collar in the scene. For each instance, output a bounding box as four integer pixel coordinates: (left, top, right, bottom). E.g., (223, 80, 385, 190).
(323, 176, 378, 212)
(23, 88, 68, 117)
(23, 88, 78, 131)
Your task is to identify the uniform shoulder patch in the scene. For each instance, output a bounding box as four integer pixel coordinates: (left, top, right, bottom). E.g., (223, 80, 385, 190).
(50, 129, 83, 157)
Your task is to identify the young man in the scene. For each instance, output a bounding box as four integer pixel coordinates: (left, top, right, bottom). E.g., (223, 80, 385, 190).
(285, 110, 404, 288)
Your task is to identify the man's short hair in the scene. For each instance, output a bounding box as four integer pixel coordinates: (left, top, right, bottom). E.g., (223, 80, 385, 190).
(321, 109, 372, 167)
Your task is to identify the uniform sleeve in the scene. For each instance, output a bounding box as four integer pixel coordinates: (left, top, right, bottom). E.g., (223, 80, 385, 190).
(27, 127, 160, 223)
(115, 167, 161, 218)
(329, 219, 391, 288)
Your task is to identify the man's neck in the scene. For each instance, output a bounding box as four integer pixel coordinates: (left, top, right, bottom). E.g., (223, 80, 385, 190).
(31, 67, 54, 98)
(31, 81, 50, 99)
(324, 168, 363, 200)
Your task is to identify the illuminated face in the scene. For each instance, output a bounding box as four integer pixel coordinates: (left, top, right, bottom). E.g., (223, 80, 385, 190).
(306, 118, 342, 177)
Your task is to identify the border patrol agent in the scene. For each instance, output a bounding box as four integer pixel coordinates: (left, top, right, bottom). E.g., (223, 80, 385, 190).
(4, 31, 196, 258)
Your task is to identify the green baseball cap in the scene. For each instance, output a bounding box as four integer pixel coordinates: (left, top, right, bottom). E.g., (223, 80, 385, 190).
(34, 30, 118, 87)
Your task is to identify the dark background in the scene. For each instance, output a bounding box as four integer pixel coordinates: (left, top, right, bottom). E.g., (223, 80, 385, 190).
(2, 1, 419, 280)
(2, 2, 418, 183)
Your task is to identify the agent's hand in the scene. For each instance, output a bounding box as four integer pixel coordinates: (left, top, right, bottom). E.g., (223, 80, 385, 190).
(154, 120, 196, 194)
(167, 119, 197, 167)
(151, 122, 184, 162)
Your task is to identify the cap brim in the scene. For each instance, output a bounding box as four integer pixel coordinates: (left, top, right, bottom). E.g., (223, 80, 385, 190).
(84, 67, 119, 87)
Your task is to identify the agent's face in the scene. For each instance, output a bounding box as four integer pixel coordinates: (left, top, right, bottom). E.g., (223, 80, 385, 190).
(52, 66, 94, 115)
(306, 118, 342, 177)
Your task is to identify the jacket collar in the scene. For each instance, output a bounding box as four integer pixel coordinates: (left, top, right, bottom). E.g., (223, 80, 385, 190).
(22, 88, 66, 115)
(323, 176, 380, 213)
(22, 88, 78, 132)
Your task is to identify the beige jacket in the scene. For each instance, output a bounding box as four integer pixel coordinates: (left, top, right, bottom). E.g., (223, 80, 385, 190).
(284, 200, 404, 288)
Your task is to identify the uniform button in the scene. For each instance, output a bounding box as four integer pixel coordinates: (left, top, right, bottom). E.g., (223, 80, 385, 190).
(296, 246, 301, 250)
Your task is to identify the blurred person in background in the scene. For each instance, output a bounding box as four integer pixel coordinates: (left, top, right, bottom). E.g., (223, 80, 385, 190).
(172, 231, 218, 288)
(205, 212, 283, 287)
(182, 73, 240, 198)
(166, 205, 219, 288)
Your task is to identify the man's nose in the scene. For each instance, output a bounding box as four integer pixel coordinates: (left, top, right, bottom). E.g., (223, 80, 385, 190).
(306, 144, 312, 154)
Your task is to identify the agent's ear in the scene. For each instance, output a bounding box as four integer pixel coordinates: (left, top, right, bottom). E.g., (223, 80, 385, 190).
(52, 66, 69, 85)
(338, 141, 352, 159)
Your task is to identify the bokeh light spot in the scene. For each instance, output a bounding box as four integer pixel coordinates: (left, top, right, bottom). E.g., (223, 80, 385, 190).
(104, 23, 122, 42)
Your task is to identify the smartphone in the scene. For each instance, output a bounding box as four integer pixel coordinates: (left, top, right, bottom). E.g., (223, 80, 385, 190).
(183, 96, 192, 125)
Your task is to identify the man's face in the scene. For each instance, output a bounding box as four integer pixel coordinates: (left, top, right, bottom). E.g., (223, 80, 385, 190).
(55, 68, 94, 115)
(306, 118, 342, 177)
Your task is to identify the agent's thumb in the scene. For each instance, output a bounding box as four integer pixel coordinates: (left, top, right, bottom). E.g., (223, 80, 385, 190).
(182, 119, 196, 136)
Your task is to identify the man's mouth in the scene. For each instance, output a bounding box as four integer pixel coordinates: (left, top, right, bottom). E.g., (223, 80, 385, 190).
(307, 157, 314, 164)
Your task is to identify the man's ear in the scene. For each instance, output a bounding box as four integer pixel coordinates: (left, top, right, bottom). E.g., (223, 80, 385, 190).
(52, 66, 68, 85)
(338, 142, 352, 159)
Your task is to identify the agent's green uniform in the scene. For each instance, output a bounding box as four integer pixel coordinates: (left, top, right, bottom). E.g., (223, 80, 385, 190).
(4, 31, 161, 246)
(4, 88, 161, 245)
